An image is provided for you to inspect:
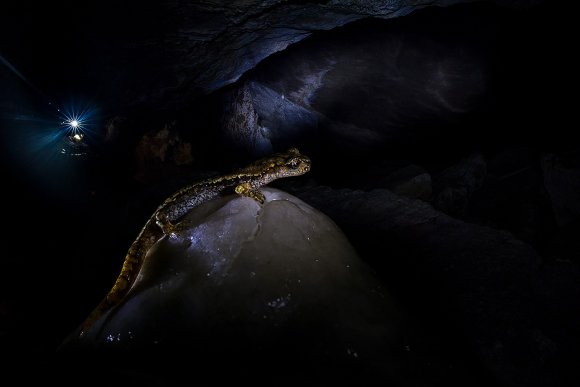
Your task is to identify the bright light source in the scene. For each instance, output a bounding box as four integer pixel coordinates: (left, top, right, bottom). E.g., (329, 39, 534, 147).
(57, 102, 96, 148)
(61, 113, 85, 136)
(66, 117, 82, 131)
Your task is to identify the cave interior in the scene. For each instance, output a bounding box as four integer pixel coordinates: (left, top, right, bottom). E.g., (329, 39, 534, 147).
(0, 0, 578, 386)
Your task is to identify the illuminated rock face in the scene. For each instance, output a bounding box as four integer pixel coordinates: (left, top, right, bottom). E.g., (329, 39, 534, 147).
(69, 188, 403, 383)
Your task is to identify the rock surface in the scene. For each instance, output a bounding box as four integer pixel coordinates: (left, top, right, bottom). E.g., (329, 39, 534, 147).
(216, 6, 499, 158)
(61, 188, 405, 385)
(66, 0, 537, 111)
(166, 0, 472, 96)
(286, 185, 579, 387)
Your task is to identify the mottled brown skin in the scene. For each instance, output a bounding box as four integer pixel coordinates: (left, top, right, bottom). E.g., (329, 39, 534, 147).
(79, 148, 311, 337)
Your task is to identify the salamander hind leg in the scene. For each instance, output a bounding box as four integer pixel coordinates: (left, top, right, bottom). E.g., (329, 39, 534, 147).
(235, 183, 265, 204)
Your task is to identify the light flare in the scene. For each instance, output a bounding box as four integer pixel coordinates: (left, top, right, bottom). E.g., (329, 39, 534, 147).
(59, 103, 95, 140)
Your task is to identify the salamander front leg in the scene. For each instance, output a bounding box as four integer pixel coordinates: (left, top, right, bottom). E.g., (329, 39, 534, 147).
(155, 212, 176, 235)
(235, 183, 265, 204)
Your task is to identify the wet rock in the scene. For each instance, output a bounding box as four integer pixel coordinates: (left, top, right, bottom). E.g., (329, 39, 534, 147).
(61, 188, 404, 385)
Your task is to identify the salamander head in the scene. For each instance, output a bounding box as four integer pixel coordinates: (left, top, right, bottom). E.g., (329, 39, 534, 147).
(276, 147, 311, 176)
(246, 148, 311, 181)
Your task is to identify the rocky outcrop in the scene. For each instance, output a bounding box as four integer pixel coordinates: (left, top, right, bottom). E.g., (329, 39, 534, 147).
(112, 0, 539, 109)
(216, 7, 496, 157)
(60, 188, 405, 385)
(286, 185, 577, 387)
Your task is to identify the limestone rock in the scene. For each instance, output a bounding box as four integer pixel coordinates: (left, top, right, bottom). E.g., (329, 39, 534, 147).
(62, 188, 403, 384)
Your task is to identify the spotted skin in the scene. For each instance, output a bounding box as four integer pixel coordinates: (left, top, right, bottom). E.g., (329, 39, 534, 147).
(79, 148, 311, 337)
